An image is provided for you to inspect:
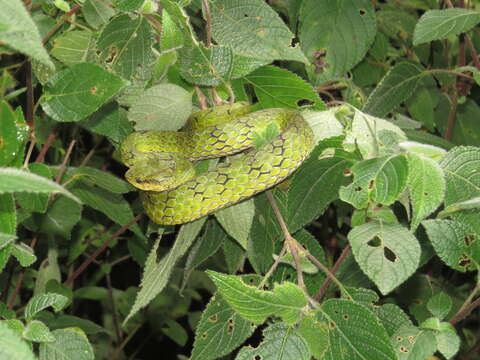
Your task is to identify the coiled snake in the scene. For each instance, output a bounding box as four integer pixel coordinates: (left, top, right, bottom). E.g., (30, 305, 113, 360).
(120, 103, 315, 225)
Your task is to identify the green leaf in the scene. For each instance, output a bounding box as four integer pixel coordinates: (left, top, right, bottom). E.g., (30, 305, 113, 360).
(427, 292, 452, 320)
(178, 44, 234, 86)
(12, 243, 36, 267)
(190, 276, 260, 360)
(440, 146, 480, 235)
(39, 328, 94, 360)
(298, 313, 329, 359)
(37, 197, 82, 239)
(406, 87, 435, 131)
(348, 222, 420, 294)
(439, 197, 480, 218)
(0, 0, 54, 69)
(16, 163, 53, 213)
(302, 109, 344, 144)
(23, 320, 55, 343)
(128, 83, 192, 131)
(0, 168, 80, 203)
(236, 323, 311, 360)
(0, 244, 13, 274)
(207, 270, 307, 325)
(0, 232, 16, 250)
(422, 219, 480, 271)
(363, 62, 424, 117)
(0, 301, 16, 320)
(413, 8, 480, 45)
(373, 303, 413, 337)
(392, 325, 436, 360)
(161, 9, 184, 51)
(215, 198, 254, 249)
(50, 30, 95, 66)
(340, 155, 409, 209)
(125, 218, 206, 323)
(222, 236, 245, 274)
(243, 66, 325, 110)
(436, 325, 460, 359)
(64, 166, 133, 194)
(41, 63, 127, 122)
(82, 0, 116, 29)
(79, 102, 133, 148)
(0, 101, 27, 166)
(399, 141, 447, 161)
(210, 0, 308, 63)
(3, 319, 24, 334)
(404, 129, 454, 150)
(112, 0, 144, 11)
(34, 248, 61, 296)
(317, 299, 396, 360)
(406, 153, 446, 230)
(25, 293, 69, 320)
(0, 321, 37, 360)
(0, 193, 15, 271)
(299, 0, 376, 84)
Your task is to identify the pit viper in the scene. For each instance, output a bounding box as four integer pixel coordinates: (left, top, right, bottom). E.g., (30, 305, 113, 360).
(120, 103, 315, 225)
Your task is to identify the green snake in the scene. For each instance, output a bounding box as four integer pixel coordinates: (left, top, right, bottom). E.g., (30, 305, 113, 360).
(120, 103, 315, 225)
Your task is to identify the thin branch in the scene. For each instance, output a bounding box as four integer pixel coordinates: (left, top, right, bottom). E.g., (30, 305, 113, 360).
(202, 0, 212, 48)
(314, 244, 351, 301)
(55, 140, 76, 183)
(305, 253, 347, 296)
(23, 136, 36, 168)
(450, 296, 480, 325)
(42, 6, 82, 45)
(225, 83, 235, 104)
(34, 131, 56, 163)
(210, 88, 224, 105)
(464, 34, 480, 70)
(64, 214, 144, 286)
(258, 243, 287, 289)
(25, 61, 34, 128)
(450, 283, 480, 325)
(195, 86, 208, 109)
(111, 323, 142, 360)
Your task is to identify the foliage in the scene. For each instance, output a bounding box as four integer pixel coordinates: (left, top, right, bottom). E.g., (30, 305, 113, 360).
(0, 0, 479, 359)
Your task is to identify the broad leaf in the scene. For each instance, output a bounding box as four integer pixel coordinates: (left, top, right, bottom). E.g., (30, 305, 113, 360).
(439, 197, 480, 218)
(112, 0, 144, 11)
(64, 167, 133, 194)
(215, 198, 254, 249)
(25, 293, 69, 320)
(41, 63, 127, 122)
(298, 313, 329, 359)
(207, 271, 307, 325)
(427, 292, 452, 320)
(364, 62, 424, 117)
(23, 320, 55, 343)
(392, 325, 436, 360)
(210, 0, 308, 63)
(348, 222, 420, 294)
(186, 220, 227, 271)
(39, 328, 94, 360)
(82, 0, 116, 29)
(0, 0, 54, 68)
(406, 153, 446, 230)
(50, 30, 95, 66)
(11, 243, 36, 267)
(0, 321, 36, 360)
(236, 323, 311, 360)
(36, 197, 82, 239)
(0, 168, 80, 202)
(318, 299, 396, 360)
(299, 0, 376, 84)
(413, 9, 480, 45)
(0, 101, 28, 167)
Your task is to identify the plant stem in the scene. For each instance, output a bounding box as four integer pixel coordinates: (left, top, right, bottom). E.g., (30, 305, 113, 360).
(450, 283, 480, 325)
(42, 6, 82, 44)
(202, 0, 212, 48)
(34, 131, 56, 163)
(314, 244, 351, 301)
(55, 140, 76, 183)
(258, 242, 287, 289)
(64, 214, 144, 286)
(195, 86, 208, 109)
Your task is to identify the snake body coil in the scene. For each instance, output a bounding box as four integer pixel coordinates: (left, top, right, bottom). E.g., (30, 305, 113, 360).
(120, 103, 314, 225)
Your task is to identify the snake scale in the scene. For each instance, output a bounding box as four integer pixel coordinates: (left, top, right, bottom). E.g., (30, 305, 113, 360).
(120, 103, 315, 225)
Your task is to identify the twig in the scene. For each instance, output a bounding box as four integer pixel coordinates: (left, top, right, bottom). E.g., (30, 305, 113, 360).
(145, 14, 162, 34)
(202, 0, 212, 48)
(79, 149, 95, 168)
(25, 61, 34, 128)
(258, 242, 287, 289)
(35, 131, 56, 163)
(450, 297, 480, 325)
(23, 136, 36, 168)
(42, 6, 82, 45)
(464, 34, 480, 70)
(111, 323, 142, 360)
(195, 86, 208, 109)
(64, 214, 144, 286)
(450, 283, 480, 325)
(225, 83, 235, 104)
(314, 244, 351, 301)
(55, 140, 76, 183)
(210, 88, 224, 105)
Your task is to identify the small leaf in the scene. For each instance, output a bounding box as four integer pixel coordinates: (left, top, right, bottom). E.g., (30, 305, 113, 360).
(210, 0, 308, 63)
(39, 328, 94, 360)
(0, 168, 80, 203)
(128, 83, 192, 131)
(41, 63, 127, 122)
(190, 276, 260, 360)
(0, 0, 54, 69)
(413, 9, 480, 45)
(363, 62, 424, 117)
(236, 323, 311, 360)
(64, 166, 133, 194)
(207, 270, 307, 325)
(215, 198, 254, 249)
(0, 232, 16, 250)
(407, 153, 446, 230)
(317, 299, 396, 360)
(12, 243, 36, 267)
(23, 320, 55, 343)
(25, 293, 69, 320)
(243, 66, 325, 110)
(436, 325, 460, 359)
(427, 292, 452, 320)
(0, 321, 36, 360)
(37, 197, 82, 239)
(348, 222, 420, 295)
(392, 325, 436, 360)
(422, 219, 480, 272)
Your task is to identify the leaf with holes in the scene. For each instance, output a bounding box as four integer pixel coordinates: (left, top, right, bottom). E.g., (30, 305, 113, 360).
(348, 222, 420, 295)
(190, 275, 261, 360)
(299, 0, 376, 84)
(413, 9, 480, 46)
(407, 153, 446, 230)
(363, 62, 424, 117)
(41, 63, 127, 122)
(317, 299, 396, 360)
(422, 219, 480, 272)
(97, 14, 155, 80)
(340, 155, 409, 210)
(243, 65, 325, 110)
(392, 325, 436, 360)
(236, 323, 311, 360)
(207, 270, 307, 325)
(440, 146, 480, 236)
(210, 0, 307, 63)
